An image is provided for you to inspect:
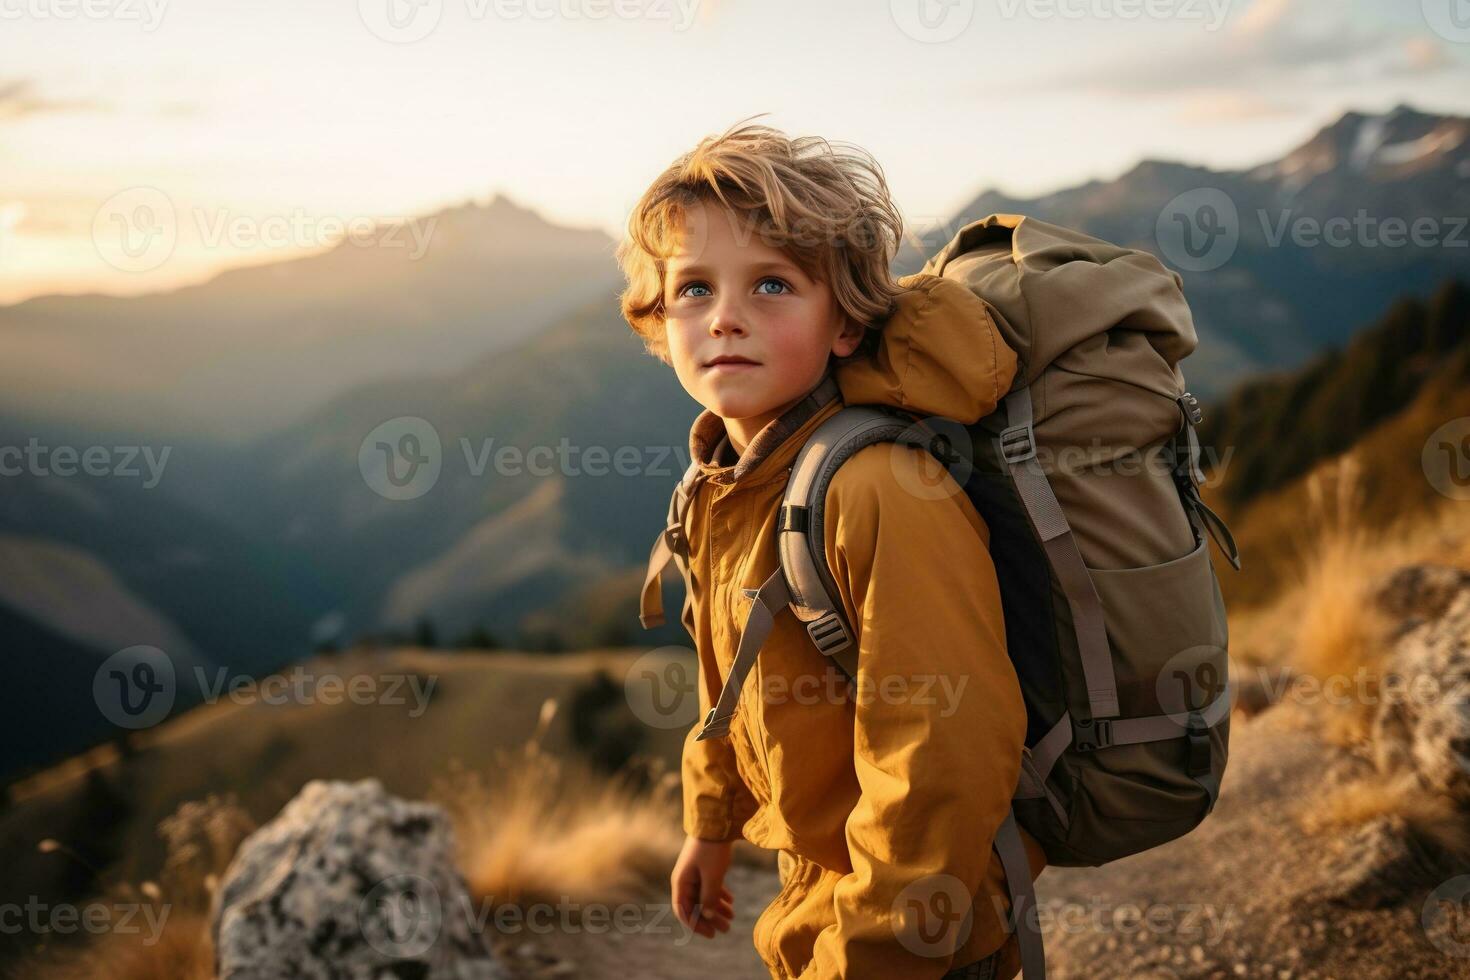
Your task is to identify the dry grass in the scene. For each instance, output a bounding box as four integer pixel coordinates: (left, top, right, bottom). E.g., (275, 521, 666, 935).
(432, 696, 686, 913)
(1227, 600, 1302, 670)
(13, 793, 252, 980)
(1299, 771, 1470, 862)
(1227, 455, 1470, 745)
(1299, 773, 1427, 836)
(15, 693, 691, 978)
(13, 910, 216, 980)
(1244, 455, 1470, 838)
(1287, 458, 1394, 745)
(1213, 379, 1470, 613)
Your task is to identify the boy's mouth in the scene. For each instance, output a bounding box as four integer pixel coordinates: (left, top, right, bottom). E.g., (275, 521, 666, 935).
(703, 355, 760, 370)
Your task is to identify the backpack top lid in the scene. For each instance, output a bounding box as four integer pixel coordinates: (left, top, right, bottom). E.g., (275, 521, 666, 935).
(921, 213, 1198, 394)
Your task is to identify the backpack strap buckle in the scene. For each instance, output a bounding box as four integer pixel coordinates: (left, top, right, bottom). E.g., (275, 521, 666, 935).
(1178, 391, 1203, 426)
(779, 503, 809, 533)
(806, 610, 852, 656)
(998, 421, 1037, 464)
(700, 706, 729, 739)
(1185, 709, 1212, 776)
(1072, 717, 1113, 752)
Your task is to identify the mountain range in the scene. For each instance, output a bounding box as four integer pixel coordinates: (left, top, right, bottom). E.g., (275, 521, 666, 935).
(3, 104, 1465, 786)
(897, 104, 1469, 397)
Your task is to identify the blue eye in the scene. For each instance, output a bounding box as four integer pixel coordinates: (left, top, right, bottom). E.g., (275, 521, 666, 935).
(676, 277, 790, 299)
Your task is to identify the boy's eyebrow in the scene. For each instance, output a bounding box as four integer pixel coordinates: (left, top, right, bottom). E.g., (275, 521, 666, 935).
(667, 259, 803, 279)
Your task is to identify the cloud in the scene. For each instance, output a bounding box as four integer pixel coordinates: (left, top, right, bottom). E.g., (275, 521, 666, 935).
(157, 101, 206, 118)
(1232, 0, 1294, 38)
(1394, 36, 1451, 76)
(0, 79, 109, 119)
(1171, 91, 1300, 124)
(1011, 0, 1461, 100)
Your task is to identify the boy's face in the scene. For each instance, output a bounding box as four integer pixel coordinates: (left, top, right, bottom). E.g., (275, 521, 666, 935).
(663, 200, 863, 453)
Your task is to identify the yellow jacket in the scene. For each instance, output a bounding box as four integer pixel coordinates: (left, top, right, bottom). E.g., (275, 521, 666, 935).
(675, 273, 1045, 979)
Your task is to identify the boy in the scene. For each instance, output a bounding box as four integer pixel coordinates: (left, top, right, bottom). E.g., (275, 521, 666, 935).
(617, 118, 1045, 979)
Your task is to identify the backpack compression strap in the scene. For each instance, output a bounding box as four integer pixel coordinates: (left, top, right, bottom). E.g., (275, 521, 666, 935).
(1171, 392, 1241, 571)
(999, 384, 1121, 723)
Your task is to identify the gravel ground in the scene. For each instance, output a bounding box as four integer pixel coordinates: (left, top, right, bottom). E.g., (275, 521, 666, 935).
(1036, 701, 1467, 979)
(503, 701, 1468, 979)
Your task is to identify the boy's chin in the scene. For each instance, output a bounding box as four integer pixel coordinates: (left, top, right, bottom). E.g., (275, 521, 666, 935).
(706, 401, 770, 423)
(699, 386, 780, 422)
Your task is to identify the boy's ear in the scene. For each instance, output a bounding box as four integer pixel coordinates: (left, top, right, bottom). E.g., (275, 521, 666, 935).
(831, 315, 865, 358)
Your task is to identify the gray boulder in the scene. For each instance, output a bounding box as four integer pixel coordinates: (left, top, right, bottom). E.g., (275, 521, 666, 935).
(210, 778, 507, 980)
(1324, 570, 1470, 907)
(1373, 563, 1470, 639)
(1371, 586, 1470, 803)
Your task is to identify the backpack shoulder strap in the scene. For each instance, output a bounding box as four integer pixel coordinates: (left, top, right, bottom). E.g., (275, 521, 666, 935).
(778, 404, 938, 683)
(639, 460, 705, 630)
(696, 404, 938, 741)
(785, 408, 1054, 980)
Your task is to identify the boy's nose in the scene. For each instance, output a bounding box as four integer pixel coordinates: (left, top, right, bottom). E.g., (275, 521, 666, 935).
(708, 313, 747, 337)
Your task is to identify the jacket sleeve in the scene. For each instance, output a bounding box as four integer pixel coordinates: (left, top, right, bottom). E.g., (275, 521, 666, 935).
(681, 597, 760, 842)
(797, 442, 1027, 979)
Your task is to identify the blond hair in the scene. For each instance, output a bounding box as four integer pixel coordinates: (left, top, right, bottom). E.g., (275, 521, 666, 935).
(615, 115, 904, 365)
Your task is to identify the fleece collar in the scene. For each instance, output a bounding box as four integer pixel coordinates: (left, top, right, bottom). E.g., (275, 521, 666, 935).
(687, 368, 843, 486)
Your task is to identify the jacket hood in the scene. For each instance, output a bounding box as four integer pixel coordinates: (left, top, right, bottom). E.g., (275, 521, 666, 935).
(835, 272, 1018, 425)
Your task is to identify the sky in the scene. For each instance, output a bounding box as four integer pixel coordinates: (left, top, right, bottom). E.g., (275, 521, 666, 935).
(1, 0, 1467, 303)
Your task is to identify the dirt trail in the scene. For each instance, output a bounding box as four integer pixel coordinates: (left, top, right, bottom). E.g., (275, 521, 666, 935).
(1036, 699, 1462, 979)
(511, 701, 1467, 979)
(495, 856, 783, 979)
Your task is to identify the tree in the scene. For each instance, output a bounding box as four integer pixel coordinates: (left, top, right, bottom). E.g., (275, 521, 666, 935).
(456, 624, 500, 651)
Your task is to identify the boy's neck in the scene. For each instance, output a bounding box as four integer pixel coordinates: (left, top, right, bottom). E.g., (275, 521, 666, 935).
(723, 368, 833, 456)
(689, 368, 841, 482)
(725, 395, 801, 456)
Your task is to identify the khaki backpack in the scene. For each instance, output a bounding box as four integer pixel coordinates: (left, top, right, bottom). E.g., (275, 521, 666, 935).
(641, 214, 1241, 979)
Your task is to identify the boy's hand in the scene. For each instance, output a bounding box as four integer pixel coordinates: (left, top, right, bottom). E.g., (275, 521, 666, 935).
(671, 834, 736, 938)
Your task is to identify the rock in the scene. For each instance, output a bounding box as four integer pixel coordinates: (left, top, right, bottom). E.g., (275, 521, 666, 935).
(1321, 577, 1470, 908)
(1372, 564, 1470, 638)
(1320, 814, 1456, 908)
(210, 778, 507, 980)
(1371, 589, 1470, 803)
